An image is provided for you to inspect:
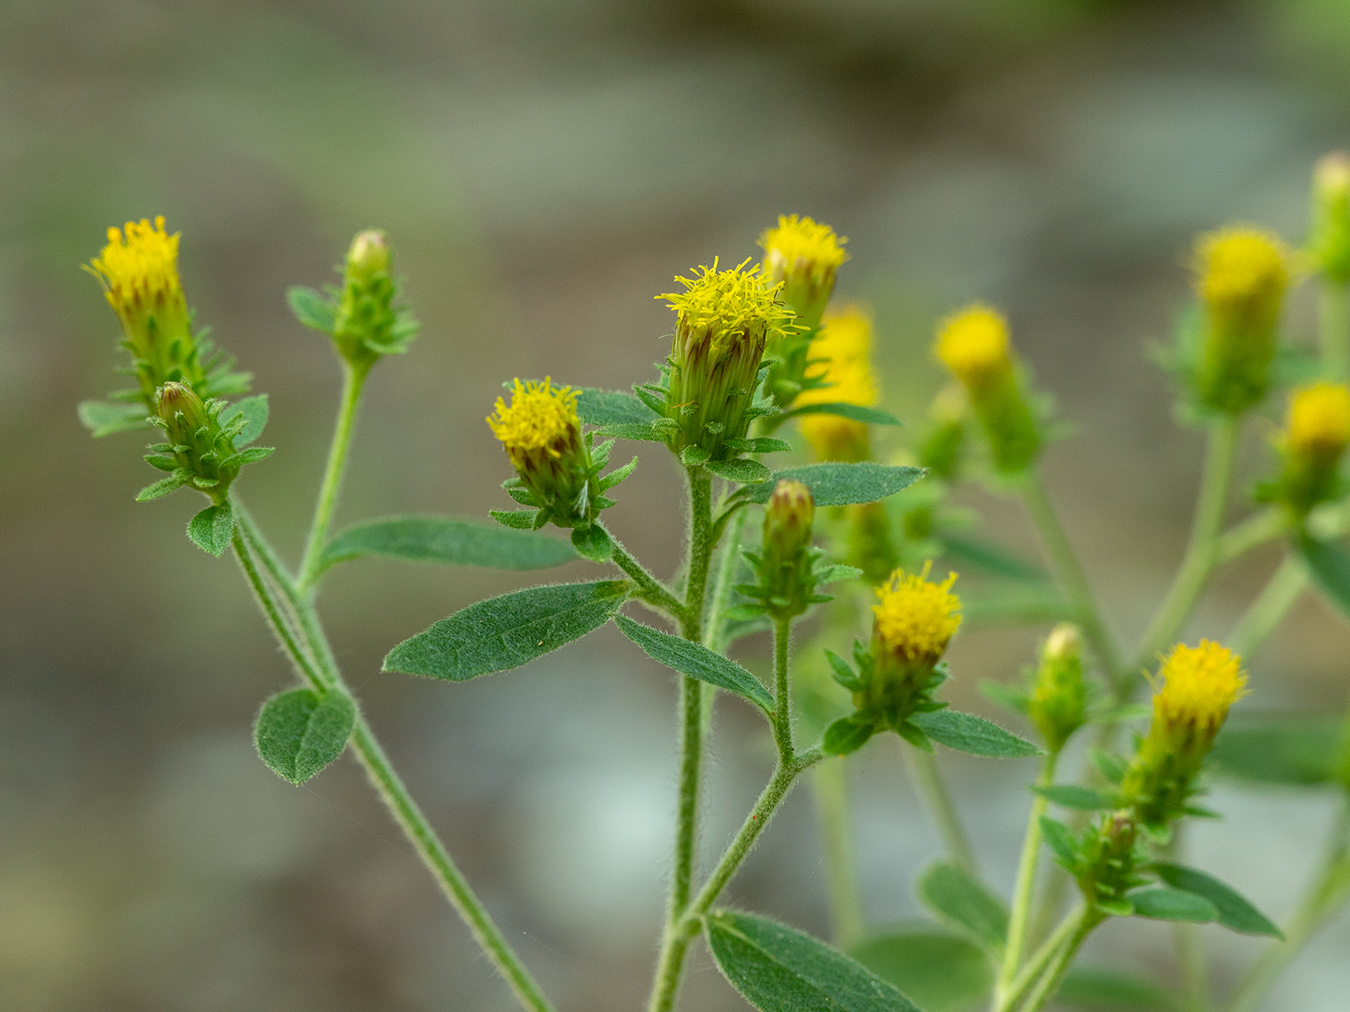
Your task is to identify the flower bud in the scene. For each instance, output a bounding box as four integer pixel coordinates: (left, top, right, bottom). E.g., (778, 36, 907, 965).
(333, 229, 401, 366)
(856, 563, 961, 725)
(759, 214, 848, 333)
(1027, 623, 1087, 752)
(488, 378, 597, 527)
(1311, 152, 1350, 286)
(658, 258, 796, 460)
(757, 480, 817, 617)
(1275, 381, 1350, 516)
(795, 305, 876, 463)
(917, 386, 968, 481)
(346, 229, 390, 281)
(155, 382, 240, 500)
(1077, 810, 1141, 915)
(1192, 227, 1291, 414)
(934, 305, 1040, 473)
(1122, 641, 1246, 829)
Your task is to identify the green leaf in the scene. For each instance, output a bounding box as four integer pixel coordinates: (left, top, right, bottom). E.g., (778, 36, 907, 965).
(383, 580, 629, 681)
(823, 714, 877, 755)
(916, 862, 1008, 950)
(1209, 713, 1344, 786)
(571, 524, 613, 562)
(576, 387, 659, 426)
(596, 422, 670, 442)
(725, 436, 795, 453)
(220, 394, 269, 444)
(231, 446, 275, 464)
(939, 533, 1048, 583)
(135, 471, 188, 502)
(1127, 887, 1217, 923)
(1039, 816, 1079, 866)
(287, 285, 337, 333)
(599, 455, 639, 491)
(734, 463, 925, 506)
(816, 564, 864, 586)
(1298, 533, 1350, 618)
(705, 457, 773, 484)
(1151, 863, 1283, 938)
(322, 515, 578, 572)
(850, 931, 992, 1012)
(681, 445, 712, 466)
(1057, 967, 1182, 1011)
(911, 710, 1042, 758)
(780, 402, 903, 427)
(187, 501, 235, 557)
(253, 688, 355, 784)
(704, 909, 922, 1012)
(1031, 785, 1114, 811)
(615, 615, 772, 712)
(490, 508, 541, 529)
(78, 399, 150, 437)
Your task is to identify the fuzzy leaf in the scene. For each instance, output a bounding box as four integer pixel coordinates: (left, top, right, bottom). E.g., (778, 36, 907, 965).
(816, 564, 864, 586)
(287, 285, 338, 333)
(704, 909, 922, 1012)
(220, 394, 269, 445)
(1209, 713, 1344, 786)
(734, 463, 925, 506)
(823, 715, 877, 755)
(849, 931, 992, 1012)
(724, 436, 794, 453)
(681, 445, 712, 466)
(78, 399, 151, 437)
(599, 455, 639, 491)
(1039, 816, 1080, 866)
(1127, 888, 1216, 923)
(916, 861, 1009, 950)
(571, 524, 613, 562)
(911, 710, 1042, 758)
(705, 457, 773, 484)
(576, 387, 659, 426)
(322, 515, 578, 572)
(187, 501, 235, 557)
(1057, 967, 1182, 1011)
(383, 580, 629, 681)
(136, 471, 189, 502)
(1151, 863, 1283, 937)
(599, 422, 670, 442)
(1031, 785, 1114, 810)
(230, 446, 275, 465)
(254, 688, 355, 784)
(615, 616, 772, 712)
(490, 509, 542, 529)
(780, 402, 903, 427)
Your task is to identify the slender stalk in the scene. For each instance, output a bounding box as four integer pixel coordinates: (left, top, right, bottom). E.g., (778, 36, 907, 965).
(703, 509, 748, 652)
(1020, 473, 1122, 684)
(773, 616, 794, 761)
(1132, 417, 1240, 677)
(996, 904, 1086, 1012)
(231, 528, 327, 693)
(298, 359, 369, 592)
(996, 754, 1059, 1005)
(812, 760, 865, 947)
(604, 525, 684, 618)
(1227, 553, 1306, 660)
(1217, 508, 1285, 564)
(1016, 907, 1100, 1012)
(906, 746, 978, 876)
(1167, 830, 1212, 1012)
(1320, 282, 1350, 378)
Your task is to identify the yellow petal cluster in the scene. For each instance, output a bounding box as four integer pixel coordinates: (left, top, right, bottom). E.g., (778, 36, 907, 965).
(1194, 227, 1290, 310)
(1286, 381, 1350, 455)
(87, 216, 184, 324)
(934, 304, 1012, 390)
(797, 305, 877, 461)
(487, 377, 580, 463)
(1151, 640, 1247, 741)
(872, 562, 962, 664)
(659, 257, 796, 356)
(759, 214, 849, 276)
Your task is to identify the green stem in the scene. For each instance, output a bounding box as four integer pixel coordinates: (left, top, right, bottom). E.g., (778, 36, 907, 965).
(1227, 553, 1306, 660)
(1016, 907, 1100, 1012)
(1020, 473, 1122, 684)
(231, 528, 328, 692)
(603, 525, 683, 618)
(907, 746, 978, 876)
(682, 468, 714, 640)
(996, 904, 1086, 1012)
(1217, 508, 1285, 564)
(997, 754, 1059, 1005)
(298, 359, 369, 592)
(703, 508, 748, 652)
(812, 760, 865, 947)
(1320, 281, 1350, 378)
(1167, 830, 1212, 1012)
(1132, 416, 1240, 679)
(773, 617, 794, 762)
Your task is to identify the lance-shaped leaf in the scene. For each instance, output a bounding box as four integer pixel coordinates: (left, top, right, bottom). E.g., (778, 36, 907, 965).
(732, 463, 925, 506)
(187, 501, 235, 557)
(254, 688, 355, 784)
(1030, 785, 1115, 811)
(911, 710, 1042, 758)
(916, 861, 1009, 951)
(1151, 863, 1283, 937)
(1298, 533, 1350, 618)
(1127, 887, 1217, 923)
(1210, 712, 1344, 786)
(705, 457, 773, 484)
(576, 387, 659, 427)
(850, 931, 992, 1012)
(615, 616, 772, 712)
(777, 402, 903, 427)
(78, 399, 151, 437)
(704, 909, 923, 1012)
(287, 285, 338, 333)
(321, 515, 578, 573)
(383, 580, 629, 681)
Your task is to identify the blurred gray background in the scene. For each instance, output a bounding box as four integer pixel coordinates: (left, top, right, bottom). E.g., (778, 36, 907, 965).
(3, 0, 1350, 1009)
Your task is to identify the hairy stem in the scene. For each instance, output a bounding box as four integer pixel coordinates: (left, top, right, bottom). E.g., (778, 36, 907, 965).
(907, 746, 978, 876)
(996, 904, 1086, 1012)
(703, 509, 748, 652)
(812, 759, 865, 947)
(773, 616, 794, 762)
(1016, 907, 1099, 1012)
(604, 525, 684, 618)
(298, 359, 369, 592)
(997, 754, 1059, 1005)
(1228, 553, 1306, 660)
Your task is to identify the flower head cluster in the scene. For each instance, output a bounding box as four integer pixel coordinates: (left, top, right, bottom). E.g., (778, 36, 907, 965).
(796, 305, 877, 462)
(488, 378, 596, 527)
(759, 215, 849, 330)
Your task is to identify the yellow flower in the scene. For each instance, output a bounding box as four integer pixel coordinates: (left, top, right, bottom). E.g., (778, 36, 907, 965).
(759, 214, 848, 329)
(1195, 228, 1291, 312)
(1286, 382, 1350, 456)
(660, 257, 795, 356)
(487, 377, 582, 470)
(796, 305, 877, 461)
(872, 562, 962, 666)
(935, 304, 1011, 391)
(1150, 641, 1247, 741)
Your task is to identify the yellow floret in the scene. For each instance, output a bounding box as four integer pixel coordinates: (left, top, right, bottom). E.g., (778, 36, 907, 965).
(935, 304, 1012, 389)
(1151, 640, 1247, 739)
(87, 216, 183, 320)
(659, 257, 796, 354)
(759, 214, 849, 274)
(1194, 227, 1290, 308)
(873, 562, 962, 663)
(487, 378, 580, 460)
(1286, 381, 1350, 455)
(797, 305, 877, 460)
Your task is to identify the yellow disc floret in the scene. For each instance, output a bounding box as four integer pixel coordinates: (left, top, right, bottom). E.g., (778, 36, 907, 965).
(1195, 227, 1290, 310)
(935, 304, 1012, 390)
(759, 214, 849, 276)
(1151, 640, 1247, 744)
(797, 305, 878, 461)
(659, 257, 796, 356)
(487, 377, 580, 464)
(88, 216, 183, 320)
(872, 562, 962, 665)
(1286, 381, 1350, 455)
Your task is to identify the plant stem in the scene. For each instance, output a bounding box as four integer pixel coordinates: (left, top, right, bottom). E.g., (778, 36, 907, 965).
(812, 759, 865, 947)
(1167, 830, 1212, 1012)
(997, 754, 1059, 1006)
(1217, 508, 1285, 564)
(1227, 553, 1306, 660)
(1020, 473, 1122, 685)
(996, 904, 1086, 1012)
(906, 746, 978, 876)
(1320, 281, 1350, 378)
(773, 616, 794, 762)
(703, 509, 748, 652)
(604, 525, 684, 618)
(298, 359, 369, 592)
(231, 520, 556, 1012)
(1015, 906, 1099, 1012)
(1132, 416, 1240, 678)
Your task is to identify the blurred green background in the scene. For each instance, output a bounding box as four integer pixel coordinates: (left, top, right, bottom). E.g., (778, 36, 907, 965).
(4, 0, 1350, 1008)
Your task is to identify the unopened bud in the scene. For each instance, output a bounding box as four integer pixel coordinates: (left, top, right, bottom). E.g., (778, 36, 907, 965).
(1312, 153, 1350, 286)
(1028, 622, 1086, 752)
(345, 229, 390, 283)
(1276, 382, 1350, 515)
(157, 381, 210, 440)
(333, 229, 403, 367)
(755, 480, 817, 618)
(155, 382, 240, 500)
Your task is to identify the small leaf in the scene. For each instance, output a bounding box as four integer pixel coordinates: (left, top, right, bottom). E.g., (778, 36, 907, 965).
(383, 581, 629, 681)
(724, 436, 794, 453)
(287, 286, 338, 333)
(323, 515, 578, 572)
(136, 472, 188, 501)
(705, 457, 773, 483)
(1127, 887, 1217, 923)
(1039, 816, 1079, 866)
(571, 524, 613, 562)
(824, 649, 862, 690)
(597, 422, 670, 442)
(816, 564, 864, 586)
(230, 446, 275, 465)
(187, 501, 235, 557)
(704, 909, 922, 1012)
(1092, 749, 1129, 786)
(1151, 863, 1283, 937)
(780, 402, 903, 427)
(576, 387, 659, 426)
(916, 861, 1009, 951)
(78, 399, 150, 437)
(599, 455, 639, 490)
(850, 931, 992, 1012)
(220, 394, 269, 444)
(681, 445, 712, 466)
(1209, 713, 1344, 786)
(254, 688, 355, 784)
(1031, 785, 1114, 810)
(911, 710, 1042, 758)
(490, 508, 542, 529)
(734, 463, 925, 506)
(1057, 966, 1182, 1012)
(1298, 533, 1350, 619)
(823, 714, 877, 755)
(615, 615, 772, 711)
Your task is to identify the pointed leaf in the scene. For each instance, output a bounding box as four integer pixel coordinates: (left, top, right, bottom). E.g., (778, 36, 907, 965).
(1040, 816, 1080, 866)
(704, 909, 922, 1012)
(78, 399, 151, 437)
(232, 446, 275, 464)
(916, 861, 1009, 950)
(1127, 887, 1216, 923)
(615, 616, 772, 711)
(1151, 863, 1283, 937)
(187, 501, 235, 557)
(823, 714, 877, 755)
(1209, 713, 1343, 786)
(322, 515, 578, 572)
(705, 457, 773, 484)
(576, 387, 659, 426)
(287, 286, 337, 333)
(780, 402, 903, 427)
(135, 472, 188, 502)
(254, 688, 355, 784)
(850, 931, 992, 1012)
(911, 710, 1042, 758)
(733, 463, 925, 506)
(383, 580, 629, 681)
(1031, 785, 1114, 811)
(599, 455, 639, 491)
(724, 436, 794, 453)
(597, 422, 670, 442)
(816, 564, 864, 586)
(220, 394, 269, 444)
(490, 508, 541, 529)
(571, 524, 613, 562)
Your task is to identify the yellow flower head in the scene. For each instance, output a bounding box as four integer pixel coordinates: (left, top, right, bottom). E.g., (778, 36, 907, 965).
(1150, 640, 1247, 744)
(1286, 381, 1350, 456)
(872, 562, 962, 665)
(797, 305, 878, 461)
(759, 214, 849, 276)
(488, 377, 580, 461)
(660, 257, 796, 356)
(1194, 227, 1290, 312)
(935, 304, 1012, 391)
